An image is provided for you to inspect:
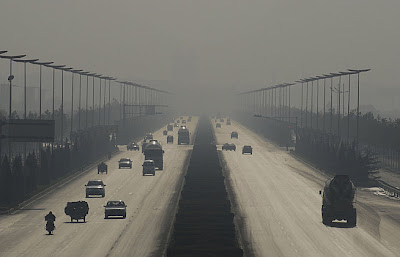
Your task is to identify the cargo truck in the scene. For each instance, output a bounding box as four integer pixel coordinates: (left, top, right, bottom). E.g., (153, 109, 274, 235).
(178, 126, 190, 145)
(320, 175, 356, 226)
(143, 140, 164, 170)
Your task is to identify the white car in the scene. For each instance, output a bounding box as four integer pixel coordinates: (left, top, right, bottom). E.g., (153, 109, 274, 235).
(142, 160, 156, 176)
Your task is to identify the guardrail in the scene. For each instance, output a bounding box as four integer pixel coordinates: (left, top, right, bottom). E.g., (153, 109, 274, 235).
(376, 180, 400, 198)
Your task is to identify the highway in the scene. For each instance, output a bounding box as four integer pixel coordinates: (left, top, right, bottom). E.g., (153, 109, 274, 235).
(213, 118, 400, 257)
(0, 117, 198, 257)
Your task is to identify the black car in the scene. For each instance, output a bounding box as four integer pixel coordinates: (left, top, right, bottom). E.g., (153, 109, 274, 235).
(127, 142, 140, 151)
(104, 200, 127, 219)
(222, 143, 236, 151)
(242, 145, 253, 155)
(163, 130, 168, 135)
(231, 131, 238, 139)
(118, 158, 132, 169)
(167, 135, 174, 144)
(216, 123, 221, 128)
(144, 133, 153, 141)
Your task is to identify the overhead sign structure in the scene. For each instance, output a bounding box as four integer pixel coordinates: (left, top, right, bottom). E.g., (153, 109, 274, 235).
(1, 119, 55, 142)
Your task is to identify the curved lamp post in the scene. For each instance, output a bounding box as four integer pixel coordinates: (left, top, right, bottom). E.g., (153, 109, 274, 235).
(14, 58, 39, 118)
(33, 61, 54, 118)
(0, 53, 26, 119)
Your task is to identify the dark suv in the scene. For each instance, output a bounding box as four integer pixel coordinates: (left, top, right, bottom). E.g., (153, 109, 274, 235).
(242, 145, 253, 155)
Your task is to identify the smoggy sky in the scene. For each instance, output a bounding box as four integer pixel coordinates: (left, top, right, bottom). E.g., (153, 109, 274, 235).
(1, 0, 400, 111)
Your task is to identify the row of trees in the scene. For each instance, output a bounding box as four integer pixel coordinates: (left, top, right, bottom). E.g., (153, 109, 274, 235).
(0, 100, 122, 143)
(0, 126, 116, 207)
(295, 129, 377, 183)
(234, 113, 377, 183)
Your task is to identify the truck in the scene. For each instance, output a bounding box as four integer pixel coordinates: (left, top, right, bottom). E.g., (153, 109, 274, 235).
(320, 175, 356, 226)
(65, 201, 89, 222)
(178, 126, 190, 145)
(143, 140, 164, 170)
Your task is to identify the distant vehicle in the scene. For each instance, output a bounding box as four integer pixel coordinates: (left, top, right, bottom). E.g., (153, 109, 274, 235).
(177, 120, 180, 123)
(104, 200, 127, 219)
(85, 180, 106, 197)
(320, 175, 356, 226)
(167, 135, 174, 144)
(216, 123, 221, 128)
(231, 131, 238, 139)
(127, 142, 140, 151)
(143, 140, 164, 170)
(97, 162, 108, 174)
(163, 130, 168, 136)
(142, 160, 156, 176)
(65, 201, 89, 222)
(167, 124, 173, 131)
(144, 133, 153, 141)
(242, 145, 253, 155)
(222, 143, 236, 151)
(174, 123, 179, 127)
(142, 141, 148, 153)
(178, 126, 190, 145)
(182, 120, 186, 124)
(220, 118, 224, 122)
(118, 158, 132, 169)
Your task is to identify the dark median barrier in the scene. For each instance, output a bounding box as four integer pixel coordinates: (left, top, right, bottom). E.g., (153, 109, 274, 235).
(167, 116, 243, 257)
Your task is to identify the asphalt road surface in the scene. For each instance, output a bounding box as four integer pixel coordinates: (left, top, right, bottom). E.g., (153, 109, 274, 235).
(213, 119, 400, 257)
(0, 117, 197, 257)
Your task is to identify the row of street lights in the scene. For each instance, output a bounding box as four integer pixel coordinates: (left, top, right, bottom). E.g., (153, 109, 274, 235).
(0, 50, 170, 142)
(238, 69, 370, 145)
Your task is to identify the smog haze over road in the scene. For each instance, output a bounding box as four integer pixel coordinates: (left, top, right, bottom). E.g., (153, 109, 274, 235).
(1, 0, 400, 114)
(2, 2, 400, 256)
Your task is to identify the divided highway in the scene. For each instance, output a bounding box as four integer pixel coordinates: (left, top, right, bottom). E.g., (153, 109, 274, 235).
(0, 117, 198, 257)
(213, 118, 400, 257)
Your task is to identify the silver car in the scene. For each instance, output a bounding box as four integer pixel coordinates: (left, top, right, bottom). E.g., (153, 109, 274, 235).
(104, 200, 127, 219)
(118, 158, 132, 169)
(85, 180, 106, 197)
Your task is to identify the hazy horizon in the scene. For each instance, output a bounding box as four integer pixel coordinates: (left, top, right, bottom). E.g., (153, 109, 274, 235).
(1, 0, 400, 114)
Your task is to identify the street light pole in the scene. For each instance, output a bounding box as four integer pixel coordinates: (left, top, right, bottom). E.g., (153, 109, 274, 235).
(14, 58, 39, 119)
(0, 54, 26, 120)
(348, 69, 371, 149)
(60, 67, 72, 143)
(33, 62, 53, 119)
(45, 64, 65, 121)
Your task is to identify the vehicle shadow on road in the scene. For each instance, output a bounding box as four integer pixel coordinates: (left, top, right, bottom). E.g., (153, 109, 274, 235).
(324, 221, 356, 228)
(20, 208, 46, 211)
